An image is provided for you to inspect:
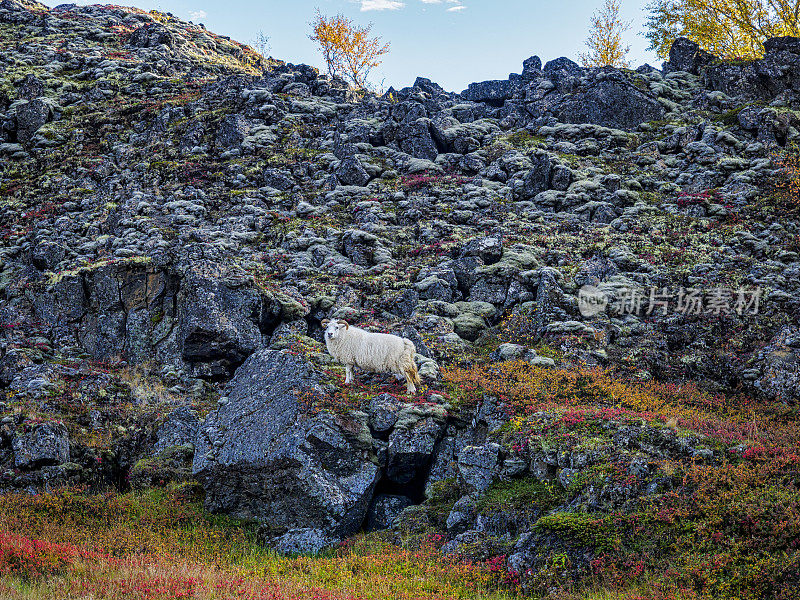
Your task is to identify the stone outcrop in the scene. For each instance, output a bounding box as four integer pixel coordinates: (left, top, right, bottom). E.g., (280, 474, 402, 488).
(192, 350, 380, 546)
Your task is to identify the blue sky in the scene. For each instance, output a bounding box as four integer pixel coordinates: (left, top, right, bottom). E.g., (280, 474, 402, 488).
(45, 0, 662, 91)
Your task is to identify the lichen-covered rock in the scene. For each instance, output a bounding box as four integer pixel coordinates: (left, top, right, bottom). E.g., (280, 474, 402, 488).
(702, 36, 800, 100)
(547, 75, 666, 130)
(192, 349, 379, 548)
(386, 417, 444, 484)
(153, 407, 199, 454)
(128, 22, 175, 48)
(12, 422, 69, 469)
(663, 37, 716, 74)
(461, 80, 512, 104)
(178, 270, 267, 377)
(457, 443, 501, 494)
(754, 325, 800, 404)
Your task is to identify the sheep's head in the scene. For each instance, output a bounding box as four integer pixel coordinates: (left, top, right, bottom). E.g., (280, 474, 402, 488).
(322, 318, 348, 341)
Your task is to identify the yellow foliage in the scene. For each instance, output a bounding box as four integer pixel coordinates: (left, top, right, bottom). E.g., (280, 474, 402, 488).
(308, 11, 390, 90)
(580, 0, 631, 68)
(645, 0, 800, 59)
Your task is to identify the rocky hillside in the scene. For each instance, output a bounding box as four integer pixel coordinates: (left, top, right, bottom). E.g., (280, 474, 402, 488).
(1, 1, 799, 598)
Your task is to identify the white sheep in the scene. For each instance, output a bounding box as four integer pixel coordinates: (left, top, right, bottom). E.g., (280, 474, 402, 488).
(322, 318, 422, 394)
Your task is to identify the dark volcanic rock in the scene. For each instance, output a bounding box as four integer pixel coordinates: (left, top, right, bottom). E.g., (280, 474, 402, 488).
(664, 37, 716, 74)
(336, 156, 371, 187)
(386, 417, 444, 484)
(128, 22, 175, 48)
(153, 407, 200, 454)
(192, 350, 379, 548)
(396, 118, 438, 161)
(178, 271, 266, 377)
(215, 114, 250, 150)
(17, 74, 44, 100)
(549, 75, 666, 130)
(12, 422, 69, 469)
(366, 494, 414, 531)
(15, 98, 51, 142)
(462, 80, 512, 104)
(702, 36, 800, 100)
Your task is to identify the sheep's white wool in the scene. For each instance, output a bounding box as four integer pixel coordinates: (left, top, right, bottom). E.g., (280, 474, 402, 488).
(323, 319, 421, 394)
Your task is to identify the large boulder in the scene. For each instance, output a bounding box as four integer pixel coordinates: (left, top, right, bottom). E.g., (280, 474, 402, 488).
(754, 326, 800, 404)
(178, 272, 268, 377)
(663, 37, 716, 74)
(461, 80, 513, 104)
(396, 118, 439, 161)
(366, 494, 414, 531)
(15, 98, 51, 142)
(547, 74, 666, 130)
(192, 350, 380, 549)
(457, 443, 501, 494)
(17, 74, 43, 100)
(12, 422, 69, 469)
(128, 22, 175, 48)
(335, 156, 371, 187)
(386, 417, 444, 485)
(702, 36, 800, 100)
(153, 407, 200, 454)
(215, 114, 251, 150)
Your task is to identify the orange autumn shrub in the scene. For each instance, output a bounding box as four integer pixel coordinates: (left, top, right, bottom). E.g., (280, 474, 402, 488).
(441, 360, 800, 454)
(0, 489, 513, 600)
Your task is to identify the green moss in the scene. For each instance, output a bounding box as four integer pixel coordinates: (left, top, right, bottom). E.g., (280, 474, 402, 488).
(503, 130, 546, 149)
(534, 343, 562, 360)
(129, 444, 194, 489)
(477, 478, 565, 515)
(534, 511, 621, 552)
(556, 153, 581, 167)
(711, 106, 745, 128)
(566, 462, 613, 494)
(423, 477, 461, 528)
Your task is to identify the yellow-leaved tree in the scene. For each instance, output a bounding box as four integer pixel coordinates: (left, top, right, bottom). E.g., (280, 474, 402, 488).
(309, 11, 390, 90)
(580, 0, 632, 68)
(645, 0, 800, 59)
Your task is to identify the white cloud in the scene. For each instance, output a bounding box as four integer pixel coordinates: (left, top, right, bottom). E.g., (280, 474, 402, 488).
(360, 0, 405, 10)
(188, 9, 206, 20)
(420, 0, 466, 9)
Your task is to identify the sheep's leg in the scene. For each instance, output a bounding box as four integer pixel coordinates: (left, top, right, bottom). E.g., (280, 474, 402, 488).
(404, 365, 419, 395)
(394, 372, 406, 382)
(344, 364, 354, 385)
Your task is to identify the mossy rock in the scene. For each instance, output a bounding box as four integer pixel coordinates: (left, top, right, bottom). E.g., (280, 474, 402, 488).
(423, 477, 460, 528)
(129, 444, 194, 490)
(452, 312, 487, 342)
(477, 477, 565, 516)
(533, 511, 621, 553)
(395, 504, 432, 536)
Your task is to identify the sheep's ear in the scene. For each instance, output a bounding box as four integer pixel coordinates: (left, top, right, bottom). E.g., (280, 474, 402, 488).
(321, 319, 330, 327)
